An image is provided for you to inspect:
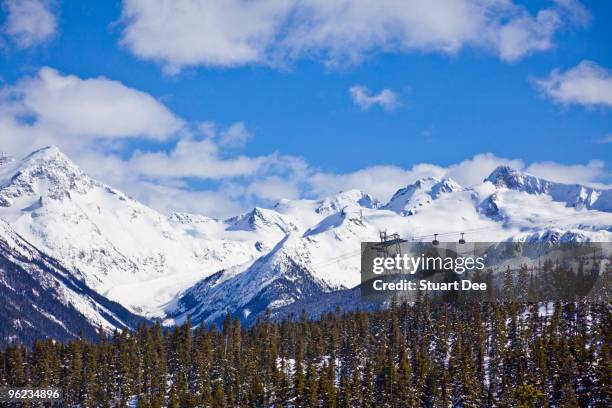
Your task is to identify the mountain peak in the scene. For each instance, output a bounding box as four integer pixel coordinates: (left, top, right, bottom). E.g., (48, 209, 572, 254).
(316, 189, 380, 215)
(29, 145, 62, 155)
(486, 165, 520, 184)
(226, 207, 297, 234)
(384, 177, 462, 215)
(0, 145, 97, 205)
(485, 166, 551, 193)
(23, 145, 73, 165)
(484, 166, 612, 212)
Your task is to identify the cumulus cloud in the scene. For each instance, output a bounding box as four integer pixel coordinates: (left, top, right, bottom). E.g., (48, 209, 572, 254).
(0, 68, 312, 216)
(443, 154, 525, 186)
(496, 0, 589, 61)
(2, 0, 57, 48)
(74, 144, 309, 217)
(120, 0, 290, 73)
(534, 60, 612, 108)
(309, 164, 442, 202)
(129, 138, 265, 179)
(119, 0, 589, 72)
(349, 85, 398, 111)
(0, 67, 184, 156)
(128, 181, 246, 219)
(16, 67, 184, 138)
(61, 149, 243, 218)
(526, 160, 609, 187)
(244, 176, 302, 201)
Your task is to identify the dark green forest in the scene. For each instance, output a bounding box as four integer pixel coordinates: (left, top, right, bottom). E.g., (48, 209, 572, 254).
(1, 300, 610, 407)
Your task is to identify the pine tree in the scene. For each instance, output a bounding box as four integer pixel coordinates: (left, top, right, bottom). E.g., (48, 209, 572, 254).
(397, 348, 418, 407)
(168, 386, 180, 408)
(514, 383, 544, 408)
(213, 382, 226, 408)
(338, 372, 351, 408)
(0, 299, 608, 407)
(305, 360, 319, 408)
(136, 394, 151, 408)
(294, 340, 306, 405)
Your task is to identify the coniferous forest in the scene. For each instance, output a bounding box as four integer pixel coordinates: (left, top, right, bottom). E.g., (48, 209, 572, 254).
(1, 300, 610, 408)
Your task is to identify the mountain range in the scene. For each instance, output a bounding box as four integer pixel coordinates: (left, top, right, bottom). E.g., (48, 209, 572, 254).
(1, 146, 610, 342)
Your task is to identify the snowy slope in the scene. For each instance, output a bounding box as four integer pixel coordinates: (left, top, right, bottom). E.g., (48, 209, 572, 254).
(486, 166, 612, 212)
(171, 169, 612, 326)
(384, 177, 462, 215)
(0, 147, 283, 316)
(0, 220, 146, 344)
(0, 146, 610, 329)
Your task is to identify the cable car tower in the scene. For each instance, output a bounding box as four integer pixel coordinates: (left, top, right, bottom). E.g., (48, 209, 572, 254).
(373, 231, 407, 258)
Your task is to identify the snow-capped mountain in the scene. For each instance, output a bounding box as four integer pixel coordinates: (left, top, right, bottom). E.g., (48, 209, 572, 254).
(486, 166, 612, 212)
(0, 146, 610, 332)
(315, 189, 380, 215)
(0, 146, 280, 317)
(0, 220, 146, 344)
(171, 171, 612, 326)
(384, 177, 462, 215)
(169, 236, 334, 326)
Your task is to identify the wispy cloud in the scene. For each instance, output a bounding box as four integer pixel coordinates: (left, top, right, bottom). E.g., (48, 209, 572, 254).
(349, 85, 398, 111)
(2, 0, 57, 48)
(119, 0, 590, 73)
(597, 134, 612, 144)
(534, 60, 612, 109)
(199, 121, 253, 148)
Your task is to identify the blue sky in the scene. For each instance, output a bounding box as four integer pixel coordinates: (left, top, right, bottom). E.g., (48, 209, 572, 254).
(0, 0, 610, 216)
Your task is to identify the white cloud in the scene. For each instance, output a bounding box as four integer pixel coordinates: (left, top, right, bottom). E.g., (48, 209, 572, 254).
(72, 141, 310, 217)
(119, 0, 589, 72)
(0, 68, 312, 216)
(0, 67, 184, 156)
(444, 153, 525, 187)
(199, 121, 253, 148)
(496, 0, 589, 61)
(309, 165, 441, 202)
(526, 160, 609, 187)
(2, 0, 57, 48)
(244, 176, 301, 201)
(16, 67, 184, 139)
(63, 148, 251, 218)
(120, 0, 291, 73)
(534, 60, 612, 108)
(129, 138, 265, 179)
(128, 182, 246, 219)
(349, 85, 398, 111)
(220, 122, 253, 147)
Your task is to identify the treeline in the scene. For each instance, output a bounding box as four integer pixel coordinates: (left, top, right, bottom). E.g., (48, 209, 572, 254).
(1, 300, 610, 407)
